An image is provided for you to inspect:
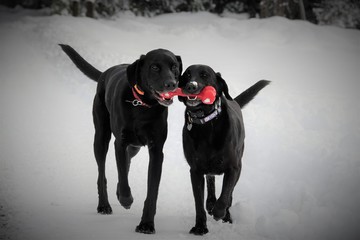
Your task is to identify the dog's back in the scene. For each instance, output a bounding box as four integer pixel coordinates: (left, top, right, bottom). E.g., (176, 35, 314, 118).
(227, 98, 245, 142)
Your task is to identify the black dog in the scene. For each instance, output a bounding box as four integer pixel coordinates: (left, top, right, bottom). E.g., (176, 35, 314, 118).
(59, 44, 182, 234)
(178, 65, 269, 235)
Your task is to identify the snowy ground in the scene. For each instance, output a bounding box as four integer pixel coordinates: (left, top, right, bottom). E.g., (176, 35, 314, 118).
(1, 7, 360, 240)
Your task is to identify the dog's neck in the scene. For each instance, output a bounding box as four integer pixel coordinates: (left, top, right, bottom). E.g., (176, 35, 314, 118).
(127, 84, 158, 108)
(186, 97, 222, 127)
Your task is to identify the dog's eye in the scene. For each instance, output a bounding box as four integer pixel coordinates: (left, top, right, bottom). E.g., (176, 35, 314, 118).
(200, 72, 208, 78)
(186, 72, 191, 79)
(150, 65, 160, 72)
(171, 64, 178, 72)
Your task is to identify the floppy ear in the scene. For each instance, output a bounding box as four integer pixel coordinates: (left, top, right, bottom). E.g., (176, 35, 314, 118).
(176, 55, 183, 74)
(216, 72, 233, 100)
(126, 55, 145, 87)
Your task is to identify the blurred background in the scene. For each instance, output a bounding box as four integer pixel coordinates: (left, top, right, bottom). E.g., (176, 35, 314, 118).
(1, 0, 359, 30)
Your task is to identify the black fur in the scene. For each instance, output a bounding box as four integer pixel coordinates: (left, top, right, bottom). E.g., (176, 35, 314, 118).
(235, 79, 270, 108)
(179, 64, 269, 235)
(59, 44, 102, 81)
(59, 44, 182, 234)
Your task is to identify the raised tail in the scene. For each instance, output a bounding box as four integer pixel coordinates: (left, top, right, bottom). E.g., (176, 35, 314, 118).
(234, 80, 270, 108)
(59, 44, 102, 82)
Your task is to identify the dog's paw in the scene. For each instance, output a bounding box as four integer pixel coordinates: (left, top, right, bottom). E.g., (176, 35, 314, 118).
(212, 201, 227, 221)
(189, 225, 209, 235)
(116, 185, 134, 209)
(222, 210, 233, 224)
(118, 195, 133, 209)
(97, 205, 113, 215)
(135, 222, 155, 234)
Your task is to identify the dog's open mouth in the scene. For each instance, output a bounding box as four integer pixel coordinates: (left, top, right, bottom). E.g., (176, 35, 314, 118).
(154, 91, 175, 107)
(184, 96, 202, 107)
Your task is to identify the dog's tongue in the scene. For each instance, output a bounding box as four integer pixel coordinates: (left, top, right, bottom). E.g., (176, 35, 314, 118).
(160, 86, 216, 105)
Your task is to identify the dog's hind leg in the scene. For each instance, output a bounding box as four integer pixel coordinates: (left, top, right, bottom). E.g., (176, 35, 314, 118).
(206, 175, 216, 216)
(115, 140, 135, 209)
(93, 95, 112, 214)
(212, 166, 241, 222)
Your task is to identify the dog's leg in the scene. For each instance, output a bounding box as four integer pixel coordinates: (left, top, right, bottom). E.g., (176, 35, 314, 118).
(135, 143, 164, 234)
(223, 195, 233, 223)
(212, 166, 241, 222)
(206, 175, 216, 216)
(189, 170, 208, 235)
(93, 95, 112, 214)
(114, 140, 134, 209)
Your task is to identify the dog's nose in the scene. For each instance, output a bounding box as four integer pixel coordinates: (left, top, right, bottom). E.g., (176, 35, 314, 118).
(185, 81, 199, 94)
(164, 80, 177, 91)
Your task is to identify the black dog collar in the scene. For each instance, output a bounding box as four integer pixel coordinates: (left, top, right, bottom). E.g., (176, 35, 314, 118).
(186, 98, 222, 130)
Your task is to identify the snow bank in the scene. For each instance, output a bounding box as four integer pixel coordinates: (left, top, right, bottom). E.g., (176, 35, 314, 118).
(1, 8, 360, 240)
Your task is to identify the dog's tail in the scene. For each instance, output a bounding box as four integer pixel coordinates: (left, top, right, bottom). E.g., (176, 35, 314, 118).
(234, 80, 270, 108)
(59, 44, 102, 82)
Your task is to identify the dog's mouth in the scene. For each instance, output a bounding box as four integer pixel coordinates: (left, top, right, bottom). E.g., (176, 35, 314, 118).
(153, 90, 175, 107)
(184, 95, 202, 107)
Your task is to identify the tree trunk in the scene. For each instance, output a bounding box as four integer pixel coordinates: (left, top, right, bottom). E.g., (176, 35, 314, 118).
(86, 1, 95, 18)
(298, 0, 306, 20)
(260, 0, 269, 18)
(274, 0, 285, 17)
(71, 1, 80, 17)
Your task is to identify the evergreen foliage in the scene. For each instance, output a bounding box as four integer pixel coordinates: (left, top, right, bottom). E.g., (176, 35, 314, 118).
(0, 0, 358, 29)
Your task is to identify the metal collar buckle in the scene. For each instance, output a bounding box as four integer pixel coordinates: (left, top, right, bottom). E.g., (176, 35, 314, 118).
(126, 99, 144, 107)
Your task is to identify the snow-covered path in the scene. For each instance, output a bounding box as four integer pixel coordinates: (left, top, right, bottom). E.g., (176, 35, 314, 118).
(1, 8, 360, 240)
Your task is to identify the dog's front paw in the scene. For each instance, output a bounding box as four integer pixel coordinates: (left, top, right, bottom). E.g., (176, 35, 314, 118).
(118, 195, 133, 209)
(97, 205, 113, 215)
(190, 225, 209, 235)
(116, 184, 134, 209)
(212, 201, 227, 221)
(135, 222, 155, 234)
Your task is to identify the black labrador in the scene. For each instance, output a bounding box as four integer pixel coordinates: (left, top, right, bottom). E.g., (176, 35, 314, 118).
(59, 44, 182, 234)
(178, 64, 269, 235)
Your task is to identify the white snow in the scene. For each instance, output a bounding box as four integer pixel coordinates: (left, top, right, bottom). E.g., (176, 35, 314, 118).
(1, 7, 360, 240)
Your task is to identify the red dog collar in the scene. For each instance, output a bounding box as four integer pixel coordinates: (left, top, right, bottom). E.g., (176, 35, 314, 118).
(126, 85, 152, 108)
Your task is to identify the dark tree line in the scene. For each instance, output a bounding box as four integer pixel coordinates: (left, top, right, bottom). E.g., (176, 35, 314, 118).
(1, 0, 359, 29)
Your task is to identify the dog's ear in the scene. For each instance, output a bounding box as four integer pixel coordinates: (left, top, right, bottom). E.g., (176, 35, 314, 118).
(127, 55, 145, 87)
(176, 55, 183, 74)
(216, 72, 232, 100)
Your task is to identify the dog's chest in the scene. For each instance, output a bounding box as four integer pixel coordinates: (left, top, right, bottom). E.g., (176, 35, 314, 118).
(123, 122, 154, 146)
(121, 111, 167, 147)
(187, 143, 227, 174)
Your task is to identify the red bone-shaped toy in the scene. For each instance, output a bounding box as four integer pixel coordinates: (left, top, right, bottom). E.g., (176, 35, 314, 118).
(160, 86, 216, 105)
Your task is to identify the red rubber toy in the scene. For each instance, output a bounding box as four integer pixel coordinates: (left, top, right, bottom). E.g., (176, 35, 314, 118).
(161, 86, 216, 105)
